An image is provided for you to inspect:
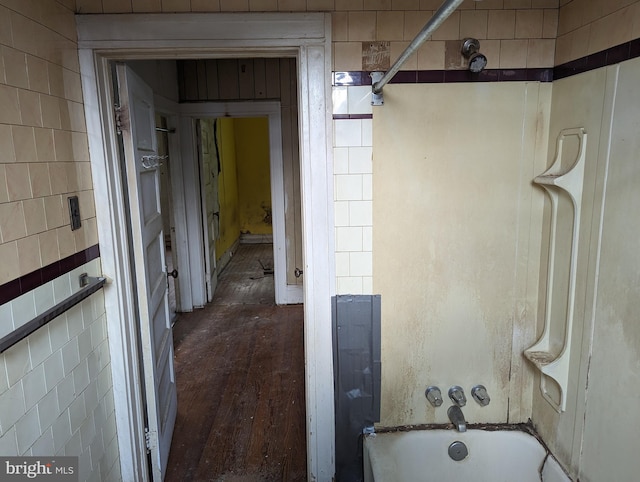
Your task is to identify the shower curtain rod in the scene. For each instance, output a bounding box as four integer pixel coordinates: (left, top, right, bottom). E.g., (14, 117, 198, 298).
(371, 0, 465, 102)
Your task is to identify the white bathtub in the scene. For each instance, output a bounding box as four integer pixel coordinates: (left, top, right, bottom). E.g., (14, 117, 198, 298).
(364, 428, 571, 482)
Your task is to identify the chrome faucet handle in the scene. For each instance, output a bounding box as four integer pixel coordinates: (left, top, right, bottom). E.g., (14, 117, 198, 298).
(425, 386, 443, 407)
(471, 385, 490, 406)
(448, 386, 466, 407)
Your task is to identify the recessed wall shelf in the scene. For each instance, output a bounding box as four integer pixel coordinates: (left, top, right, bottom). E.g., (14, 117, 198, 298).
(525, 127, 587, 413)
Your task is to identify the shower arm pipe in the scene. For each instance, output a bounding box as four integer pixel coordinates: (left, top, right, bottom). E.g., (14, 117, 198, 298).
(371, 0, 464, 100)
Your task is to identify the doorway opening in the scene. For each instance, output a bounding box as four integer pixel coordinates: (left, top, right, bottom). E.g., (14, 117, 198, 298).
(78, 12, 334, 481)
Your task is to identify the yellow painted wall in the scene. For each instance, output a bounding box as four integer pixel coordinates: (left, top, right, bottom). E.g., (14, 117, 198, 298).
(215, 118, 240, 259)
(234, 117, 273, 236)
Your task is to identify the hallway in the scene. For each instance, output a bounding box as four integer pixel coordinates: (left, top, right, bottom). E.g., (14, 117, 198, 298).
(165, 244, 307, 481)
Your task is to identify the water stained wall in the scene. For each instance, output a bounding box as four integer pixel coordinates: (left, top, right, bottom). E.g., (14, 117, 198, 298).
(372, 82, 550, 427)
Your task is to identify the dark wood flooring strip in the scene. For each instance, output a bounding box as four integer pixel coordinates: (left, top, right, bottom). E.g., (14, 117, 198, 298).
(166, 244, 306, 482)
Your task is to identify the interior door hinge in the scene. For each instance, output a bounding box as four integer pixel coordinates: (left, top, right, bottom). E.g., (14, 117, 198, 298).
(114, 104, 128, 134)
(144, 427, 156, 454)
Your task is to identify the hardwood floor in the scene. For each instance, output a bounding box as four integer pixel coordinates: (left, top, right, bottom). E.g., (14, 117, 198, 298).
(165, 244, 307, 482)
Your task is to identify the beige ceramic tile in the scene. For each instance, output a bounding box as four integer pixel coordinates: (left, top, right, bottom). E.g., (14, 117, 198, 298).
(488, 10, 516, 39)
(40, 94, 61, 129)
(103, 0, 134, 13)
(481, 39, 501, 69)
(333, 12, 348, 41)
(431, 11, 460, 40)
(403, 10, 431, 41)
(601, 0, 636, 17)
(161, 0, 191, 11)
(588, 7, 634, 55)
(71, 133, 90, 163)
(17, 89, 42, 127)
(78, 190, 96, 220)
(445, 39, 466, 69)
(28, 162, 52, 197)
(38, 229, 59, 266)
(74, 223, 87, 251)
(68, 102, 86, 133)
(66, 163, 79, 192)
(47, 64, 65, 99)
(307, 0, 334, 10)
(190, 0, 221, 11)
(570, 24, 591, 60)
(0, 165, 7, 203)
(62, 70, 83, 104)
(56, 225, 75, 258)
(23, 198, 47, 236)
(75, 0, 103, 13)
(505, 0, 532, 8)
(349, 11, 377, 40)
(10, 11, 39, 57)
(49, 163, 69, 195)
(460, 10, 489, 40)
(0, 84, 22, 125)
(12, 126, 37, 163)
(390, 42, 417, 69)
(392, 0, 419, 9)
(3, 46, 29, 89)
(84, 217, 99, 247)
(532, 0, 559, 7)
(334, 42, 364, 70)
(0, 241, 20, 284)
(5, 163, 32, 201)
(220, 0, 248, 10)
(0, 202, 27, 243)
(0, 6, 13, 47)
(516, 9, 544, 38)
(557, 0, 581, 35)
(500, 39, 528, 67)
(581, 0, 603, 25)
(132, 0, 162, 11)
(277, 0, 304, 10)
(377, 11, 404, 40)
(59, 98, 72, 131)
(633, 2, 640, 39)
(475, 0, 505, 9)
(44, 195, 64, 229)
(364, 0, 391, 9)
(542, 8, 558, 38)
(17, 234, 41, 275)
(554, 31, 572, 65)
(34, 128, 55, 162)
(419, 0, 445, 8)
(527, 38, 555, 67)
(417, 40, 445, 69)
(335, 0, 363, 10)
(54, 130, 73, 162)
(249, 0, 277, 10)
(0, 125, 16, 163)
(76, 162, 93, 191)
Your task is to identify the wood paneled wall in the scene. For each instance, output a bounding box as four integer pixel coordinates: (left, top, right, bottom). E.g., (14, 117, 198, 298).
(178, 58, 303, 286)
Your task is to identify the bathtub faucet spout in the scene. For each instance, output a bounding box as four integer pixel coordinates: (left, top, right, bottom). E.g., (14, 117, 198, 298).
(447, 405, 467, 433)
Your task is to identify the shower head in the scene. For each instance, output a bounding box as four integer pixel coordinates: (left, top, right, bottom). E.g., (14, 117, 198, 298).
(461, 38, 487, 73)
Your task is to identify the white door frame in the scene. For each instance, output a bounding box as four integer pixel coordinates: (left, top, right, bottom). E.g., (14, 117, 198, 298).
(180, 101, 303, 305)
(77, 12, 335, 481)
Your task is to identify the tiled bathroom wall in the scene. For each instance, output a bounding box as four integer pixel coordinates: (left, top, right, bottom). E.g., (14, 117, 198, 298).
(0, 1, 120, 479)
(555, 0, 640, 65)
(332, 86, 373, 295)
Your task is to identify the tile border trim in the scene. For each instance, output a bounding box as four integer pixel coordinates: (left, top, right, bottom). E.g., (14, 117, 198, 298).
(0, 244, 100, 306)
(333, 39, 640, 87)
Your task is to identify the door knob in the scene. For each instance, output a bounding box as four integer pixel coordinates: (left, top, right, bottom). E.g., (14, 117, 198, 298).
(167, 269, 178, 279)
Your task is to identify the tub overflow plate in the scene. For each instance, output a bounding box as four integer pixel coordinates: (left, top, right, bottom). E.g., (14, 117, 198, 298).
(448, 441, 469, 461)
